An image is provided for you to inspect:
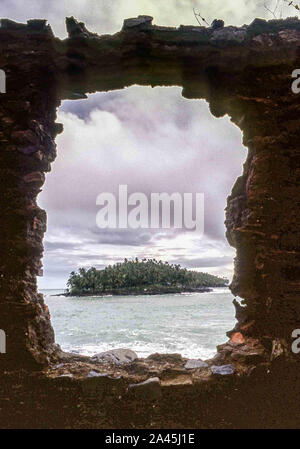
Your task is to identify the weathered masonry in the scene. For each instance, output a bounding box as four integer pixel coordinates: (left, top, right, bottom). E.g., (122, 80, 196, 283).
(0, 16, 300, 428)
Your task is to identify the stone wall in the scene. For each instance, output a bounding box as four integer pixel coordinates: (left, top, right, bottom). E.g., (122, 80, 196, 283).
(0, 20, 61, 369)
(0, 16, 300, 427)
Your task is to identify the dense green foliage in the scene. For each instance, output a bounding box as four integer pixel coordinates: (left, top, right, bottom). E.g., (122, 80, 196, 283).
(66, 258, 229, 296)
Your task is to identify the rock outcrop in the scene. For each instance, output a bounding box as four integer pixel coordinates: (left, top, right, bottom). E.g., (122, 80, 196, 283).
(91, 349, 138, 364)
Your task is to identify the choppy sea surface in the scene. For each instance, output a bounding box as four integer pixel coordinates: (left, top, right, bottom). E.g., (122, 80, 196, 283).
(42, 288, 236, 360)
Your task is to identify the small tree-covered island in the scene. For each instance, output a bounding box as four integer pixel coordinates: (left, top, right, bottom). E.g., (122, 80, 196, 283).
(65, 258, 229, 296)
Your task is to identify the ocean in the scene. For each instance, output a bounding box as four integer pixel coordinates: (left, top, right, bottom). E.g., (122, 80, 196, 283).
(42, 288, 236, 360)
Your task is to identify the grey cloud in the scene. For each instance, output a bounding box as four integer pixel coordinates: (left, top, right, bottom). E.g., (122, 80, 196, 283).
(170, 256, 233, 268)
(44, 241, 82, 251)
(91, 228, 154, 246)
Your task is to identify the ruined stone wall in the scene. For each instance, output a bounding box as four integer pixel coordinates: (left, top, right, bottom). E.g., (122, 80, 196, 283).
(226, 65, 300, 347)
(0, 21, 61, 369)
(0, 15, 300, 428)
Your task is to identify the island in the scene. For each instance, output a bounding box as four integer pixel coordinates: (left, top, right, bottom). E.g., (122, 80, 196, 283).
(64, 258, 229, 296)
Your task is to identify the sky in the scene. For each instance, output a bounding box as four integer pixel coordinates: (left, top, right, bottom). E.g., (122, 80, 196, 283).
(1, 1, 297, 288)
(39, 87, 246, 287)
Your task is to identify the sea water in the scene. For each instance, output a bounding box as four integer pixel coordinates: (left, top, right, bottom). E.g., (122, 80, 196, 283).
(42, 288, 236, 360)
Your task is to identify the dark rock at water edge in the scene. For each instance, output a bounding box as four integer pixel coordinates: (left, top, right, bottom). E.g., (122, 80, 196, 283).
(91, 349, 138, 365)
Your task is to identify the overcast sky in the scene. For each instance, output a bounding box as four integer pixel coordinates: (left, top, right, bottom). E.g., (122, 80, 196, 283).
(38, 87, 246, 287)
(1, 1, 296, 288)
